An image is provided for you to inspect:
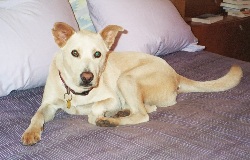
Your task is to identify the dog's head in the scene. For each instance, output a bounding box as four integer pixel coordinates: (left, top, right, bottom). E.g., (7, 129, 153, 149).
(52, 22, 124, 94)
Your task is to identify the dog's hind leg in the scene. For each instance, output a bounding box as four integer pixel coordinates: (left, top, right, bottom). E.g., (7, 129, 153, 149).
(96, 73, 149, 127)
(112, 109, 131, 118)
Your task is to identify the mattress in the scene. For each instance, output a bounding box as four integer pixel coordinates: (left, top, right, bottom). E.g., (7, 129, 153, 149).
(0, 51, 250, 159)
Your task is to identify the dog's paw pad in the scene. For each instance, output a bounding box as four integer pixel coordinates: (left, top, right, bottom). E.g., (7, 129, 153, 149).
(113, 109, 130, 118)
(21, 131, 41, 146)
(96, 118, 118, 127)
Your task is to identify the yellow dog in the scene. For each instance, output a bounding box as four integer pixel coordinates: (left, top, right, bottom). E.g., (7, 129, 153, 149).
(22, 22, 243, 145)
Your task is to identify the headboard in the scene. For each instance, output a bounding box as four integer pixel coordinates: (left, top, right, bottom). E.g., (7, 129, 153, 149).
(170, 0, 186, 18)
(170, 0, 223, 18)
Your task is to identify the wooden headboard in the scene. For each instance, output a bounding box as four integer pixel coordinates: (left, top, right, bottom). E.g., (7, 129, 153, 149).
(170, 0, 223, 18)
(170, 0, 186, 18)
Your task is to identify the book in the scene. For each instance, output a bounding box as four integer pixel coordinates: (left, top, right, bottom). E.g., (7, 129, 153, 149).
(191, 14, 224, 24)
(220, 2, 250, 9)
(223, 6, 243, 11)
(227, 9, 250, 17)
(223, 0, 250, 5)
(223, 6, 250, 12)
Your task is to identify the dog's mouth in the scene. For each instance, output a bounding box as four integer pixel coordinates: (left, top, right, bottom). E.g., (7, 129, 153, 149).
(69, 79, 99, 96)
(66, 82, 94, 96)
(79, 74, 100, 90)
(74, 88, 93, 96)
(78, 84, 95, 92)
(80, 82, 93, 88)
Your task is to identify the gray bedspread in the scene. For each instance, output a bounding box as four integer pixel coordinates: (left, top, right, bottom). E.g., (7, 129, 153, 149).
(0, 51, 249, 160)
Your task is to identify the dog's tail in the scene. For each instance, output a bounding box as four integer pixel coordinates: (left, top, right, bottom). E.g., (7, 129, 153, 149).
(178, 65, 243, 93)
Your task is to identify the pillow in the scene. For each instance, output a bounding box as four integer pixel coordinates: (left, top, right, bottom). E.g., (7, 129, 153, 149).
(69, 0, 96, 32)
(0, 0, 79, 97)
(87, 0, 198, 55)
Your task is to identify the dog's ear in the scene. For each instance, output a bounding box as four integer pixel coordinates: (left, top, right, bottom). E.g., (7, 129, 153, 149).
(52, 22, 75, 47)
(100, 25, 124, 49)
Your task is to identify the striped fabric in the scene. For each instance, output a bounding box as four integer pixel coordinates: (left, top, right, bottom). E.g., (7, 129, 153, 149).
(69, 0, 96, 32)
(0, 51, 250, 159)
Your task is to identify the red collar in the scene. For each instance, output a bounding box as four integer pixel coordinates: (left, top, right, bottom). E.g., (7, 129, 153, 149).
(59, 71, 91, 96)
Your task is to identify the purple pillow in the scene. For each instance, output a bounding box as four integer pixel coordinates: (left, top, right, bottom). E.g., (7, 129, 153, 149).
(87, 0, 197, 55)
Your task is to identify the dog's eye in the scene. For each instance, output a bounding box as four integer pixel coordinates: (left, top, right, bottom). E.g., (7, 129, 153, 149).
(71, 50, 79, 57)
(94, 51, 101, 58)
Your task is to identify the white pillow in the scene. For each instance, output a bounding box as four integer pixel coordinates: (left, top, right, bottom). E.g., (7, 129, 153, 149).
(0, 0, 79, 97)
(87, 0, 197, 55)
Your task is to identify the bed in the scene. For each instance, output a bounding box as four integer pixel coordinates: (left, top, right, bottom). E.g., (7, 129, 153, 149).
(0, 0, 250, 159)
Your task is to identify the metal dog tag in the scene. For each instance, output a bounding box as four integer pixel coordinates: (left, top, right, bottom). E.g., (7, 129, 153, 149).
(66, 99, 71, 109)
(64, 93, 72, 109)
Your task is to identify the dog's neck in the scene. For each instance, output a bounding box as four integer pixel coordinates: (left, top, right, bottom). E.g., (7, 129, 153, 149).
(58, 71, 91, 96)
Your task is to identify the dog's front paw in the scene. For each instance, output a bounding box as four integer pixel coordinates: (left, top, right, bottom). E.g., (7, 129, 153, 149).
(96, 117, 119, 127)
(21, 127, 42, 146)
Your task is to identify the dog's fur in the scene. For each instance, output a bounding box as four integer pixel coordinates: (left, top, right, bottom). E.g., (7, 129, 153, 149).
(21, 22, 243, 145)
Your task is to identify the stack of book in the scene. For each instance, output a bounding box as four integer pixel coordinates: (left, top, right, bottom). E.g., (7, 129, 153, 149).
(220, 0, 250, 17)
(191, 14, 224, 24)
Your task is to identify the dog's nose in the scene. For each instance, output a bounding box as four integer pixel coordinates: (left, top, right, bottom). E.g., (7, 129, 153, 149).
(80, 72, 94, 85)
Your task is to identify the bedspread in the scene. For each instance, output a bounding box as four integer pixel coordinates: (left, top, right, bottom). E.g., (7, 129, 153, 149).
(0, 51, 249, 160)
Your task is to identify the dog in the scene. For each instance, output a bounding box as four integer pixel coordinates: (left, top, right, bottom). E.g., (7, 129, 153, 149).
(21, 22, 243, 145)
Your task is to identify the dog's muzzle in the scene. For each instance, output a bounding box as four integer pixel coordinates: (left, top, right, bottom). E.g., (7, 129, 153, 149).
(59, 71, 92, 96)
(80, 71, 94, 86)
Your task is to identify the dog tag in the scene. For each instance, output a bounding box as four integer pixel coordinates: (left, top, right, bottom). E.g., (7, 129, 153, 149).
(64, 93, 72, 109)
(66, 99, 71, 109)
